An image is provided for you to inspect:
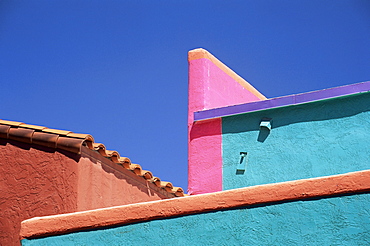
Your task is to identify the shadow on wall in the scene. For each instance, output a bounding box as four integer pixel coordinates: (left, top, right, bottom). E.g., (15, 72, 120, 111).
(189, 118, 221, 140)
(0, 139, 81, 161)
(223, 93, 370, 134)
(0, 139, 170, 200)
(81, 149, 171, 199)
(257, 128, 270, 143)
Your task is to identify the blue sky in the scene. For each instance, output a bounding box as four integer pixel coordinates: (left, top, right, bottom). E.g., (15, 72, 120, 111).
(1, 1, 369, 191)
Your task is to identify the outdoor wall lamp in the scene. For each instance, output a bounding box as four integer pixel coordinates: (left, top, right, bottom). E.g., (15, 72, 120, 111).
(260, 118, 272, 130)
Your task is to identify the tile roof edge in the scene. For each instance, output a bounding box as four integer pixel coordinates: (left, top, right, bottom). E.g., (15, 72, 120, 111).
(20, 169, 370, 239)
(194, 81, 370, 121)
(0, 119, 185, 197)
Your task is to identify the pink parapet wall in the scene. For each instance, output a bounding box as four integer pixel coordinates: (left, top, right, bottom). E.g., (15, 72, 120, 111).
(188, 48, 266, 195)
(188, 118, 222, 195)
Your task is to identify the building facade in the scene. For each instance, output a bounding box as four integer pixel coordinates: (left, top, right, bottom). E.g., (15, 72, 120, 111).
(5, 49, 370, 245)
(0, 121, 183, 245)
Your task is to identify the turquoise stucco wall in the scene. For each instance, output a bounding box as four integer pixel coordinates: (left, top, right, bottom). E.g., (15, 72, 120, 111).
(21, 193, 370, 245)
(222, 92, 370, 190)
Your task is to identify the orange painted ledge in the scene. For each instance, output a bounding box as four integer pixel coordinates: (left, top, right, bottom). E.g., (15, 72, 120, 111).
(21, 169, 370, 239)
(188, 48, 267, 100)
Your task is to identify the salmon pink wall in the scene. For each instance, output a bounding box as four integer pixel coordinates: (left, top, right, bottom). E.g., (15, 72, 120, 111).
(188, 48, 266, 195)
(77, 148, 170, 211)
(0, 142, 170, 246)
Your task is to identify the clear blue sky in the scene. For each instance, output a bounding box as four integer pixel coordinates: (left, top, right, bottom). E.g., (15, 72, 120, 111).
(1, 1, 369, 191)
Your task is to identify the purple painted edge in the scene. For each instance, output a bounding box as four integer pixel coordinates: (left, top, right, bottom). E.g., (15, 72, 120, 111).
(194, 81, 370, 121)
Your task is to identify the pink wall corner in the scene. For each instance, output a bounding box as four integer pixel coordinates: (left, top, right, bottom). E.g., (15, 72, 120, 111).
(188, 118, 222, 195)
(188, 48, 266, 195)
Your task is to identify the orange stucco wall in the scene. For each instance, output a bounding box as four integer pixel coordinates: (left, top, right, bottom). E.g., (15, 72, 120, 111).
(0, 140, 169, 246)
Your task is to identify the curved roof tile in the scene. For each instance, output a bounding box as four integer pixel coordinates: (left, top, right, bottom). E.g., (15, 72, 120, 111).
(0, 119, 185, 197)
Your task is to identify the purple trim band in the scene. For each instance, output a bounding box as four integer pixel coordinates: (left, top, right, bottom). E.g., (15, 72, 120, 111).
(194, 81, 370, 121)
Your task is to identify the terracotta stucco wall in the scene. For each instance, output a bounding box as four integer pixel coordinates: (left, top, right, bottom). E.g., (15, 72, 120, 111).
(0, 141, 78, 245)
(0, 141, 169, 246)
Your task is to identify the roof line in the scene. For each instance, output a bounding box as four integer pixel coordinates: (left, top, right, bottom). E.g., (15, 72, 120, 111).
(0, 119, 184, 197)
(20, 169, 370, 239)
(194, 81, 370, 121)
(188, 48, 267, 100)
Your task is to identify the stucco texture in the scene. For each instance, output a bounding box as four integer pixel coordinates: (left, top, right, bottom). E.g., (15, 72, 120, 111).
(0, 142, 168, 246)
(21, 193, 370, 245)
(188, 56, 262, 195)
(189, 58, 261, 111)
(222, 92, 370, 190)
(0, 141, 78, 245)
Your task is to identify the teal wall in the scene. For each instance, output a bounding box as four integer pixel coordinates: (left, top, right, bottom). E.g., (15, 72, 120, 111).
(21, 193, 370, 245)
(222, 92, 370, 190)
(20, 93, 370, 246)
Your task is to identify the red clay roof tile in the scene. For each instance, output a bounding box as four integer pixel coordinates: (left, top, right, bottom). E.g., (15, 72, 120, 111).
(0, 119, 23, 126)
(0, 124, 11, 139)
(0, 119, 185, 197)
(9, 128, 34, 144)
(140, 170, 153, 180)
(56, 137, 85, 153)
(151, 177, 162, 187)
(42, 128, 72, 136)
(19, 123, 47, 131)
(118, 157, 131, 169)
(32, 132, 59, 148)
